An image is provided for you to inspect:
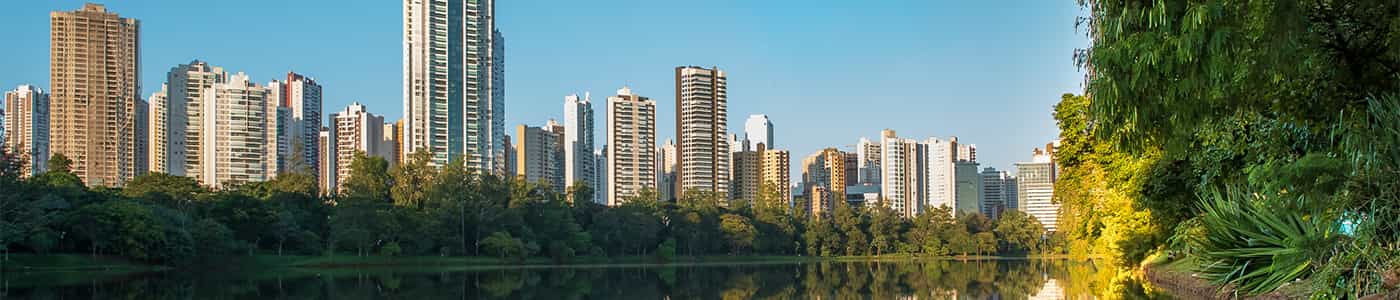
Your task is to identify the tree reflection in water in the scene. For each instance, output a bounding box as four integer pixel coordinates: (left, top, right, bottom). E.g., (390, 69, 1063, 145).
(1, 259, 1170, 299)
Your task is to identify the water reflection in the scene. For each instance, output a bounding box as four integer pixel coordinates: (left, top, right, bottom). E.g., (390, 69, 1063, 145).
(1, 259, 1164, 299)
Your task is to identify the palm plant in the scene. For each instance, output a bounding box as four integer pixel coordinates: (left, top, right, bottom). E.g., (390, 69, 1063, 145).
(1193, 186, 1336, 295)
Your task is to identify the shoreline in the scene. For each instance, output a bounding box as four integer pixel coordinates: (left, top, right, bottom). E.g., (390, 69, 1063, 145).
(2, 253, 1086, 273)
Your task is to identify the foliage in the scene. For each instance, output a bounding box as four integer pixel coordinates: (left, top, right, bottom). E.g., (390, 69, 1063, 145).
(1193, 187, 1336, 295)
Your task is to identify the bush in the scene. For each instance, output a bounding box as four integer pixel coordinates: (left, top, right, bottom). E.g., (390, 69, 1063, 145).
(1193, 186, 1336, 295)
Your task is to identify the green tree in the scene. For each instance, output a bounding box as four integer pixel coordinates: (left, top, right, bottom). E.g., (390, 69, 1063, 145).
(993, 210, 1044, 254)
(719, 213, 756, 255)
(341, 152, 391, 201)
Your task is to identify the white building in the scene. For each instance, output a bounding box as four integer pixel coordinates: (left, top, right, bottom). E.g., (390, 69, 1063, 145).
(605, 87, 657, 206)
(744, 114, 773, 150)
(1016, 142, 1059, 232)
(281, 72, 323, 183)
(674, 66, 729, 200)
(403, 0, 506, 174)
(197, 73, 270, 187)
(564, 93, 596, 193)
(4, 85, 50, 177)
(880, 129, 924, 218)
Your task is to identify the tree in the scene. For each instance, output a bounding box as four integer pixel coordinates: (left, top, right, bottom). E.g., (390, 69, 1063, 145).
(719, 213, 756, 255)
(392, 150, 436, 209)
(482, 231, 526, 262)
(340, 152, 391, 201)
(123, 173, 205, 212)
(831, 202, 866, 256)
(993, 210, 1044, 254)
(866, 206, 904, 255)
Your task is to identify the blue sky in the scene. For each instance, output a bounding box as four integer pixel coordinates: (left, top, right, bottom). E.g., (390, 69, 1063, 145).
(0, 0, 1087, 177)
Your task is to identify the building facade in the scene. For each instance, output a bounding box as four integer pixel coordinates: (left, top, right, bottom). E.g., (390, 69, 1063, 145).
(330, 102, 395, 191)
(856, 137, 881, 185)
(953, 160, 983, 216)
(802, 148, 849, 216)
(1016, 144, 1058, 232)
(605, 87, 656, 206)
(759, 148, 791, 206)
(4, 85, 50, 177)
(563, 93, 595, 195)
(49, 3, 143, 186)
(730, 148, 761, 202)
(403, 0, 506, 175)
(744, 114, 773, 151)
(197, 73, 270, 187)
(674, 66, 729, 200)
(980, 167, 1012, 218)
(282, 72, 323, 182)
(658, 139, 677, 202)
(880, 130, 925, 218)
(515, 120, 565, 192)
(153, 61, 226, 176)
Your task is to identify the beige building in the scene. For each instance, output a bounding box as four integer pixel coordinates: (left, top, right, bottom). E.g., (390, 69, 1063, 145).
(330, 102, 394, 191)
(4, 85, 50, 177)
(515, 120, 565, 192)
(674, 66, 729, 200)
(605, 87, 657, 206)
(758, 146, 791, 206)
(318, 129, 334, 195)
(730, 149, 761, 202)
(49, 3, 143, 186)
(802, 148, 848, 216)
(149, 61, 226, 176)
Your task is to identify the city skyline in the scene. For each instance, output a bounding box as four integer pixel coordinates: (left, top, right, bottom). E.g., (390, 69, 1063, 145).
(0, 0, 1084, 178)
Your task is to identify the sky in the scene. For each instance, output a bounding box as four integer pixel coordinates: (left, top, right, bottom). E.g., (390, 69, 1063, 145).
(0, 0, 1088, 179)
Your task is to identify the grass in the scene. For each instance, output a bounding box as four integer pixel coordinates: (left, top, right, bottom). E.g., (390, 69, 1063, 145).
(0, 254, 159, 272)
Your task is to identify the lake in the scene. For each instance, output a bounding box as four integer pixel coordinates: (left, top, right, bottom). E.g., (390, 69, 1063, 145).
(1, 259, 1168, 299)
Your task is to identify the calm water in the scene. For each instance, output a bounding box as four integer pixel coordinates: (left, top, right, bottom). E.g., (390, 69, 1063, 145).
(1, 259, 1166, 299)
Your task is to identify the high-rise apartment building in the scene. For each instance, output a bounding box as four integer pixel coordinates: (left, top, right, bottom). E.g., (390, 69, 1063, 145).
(880, 130, 925, 218)
(802, 148, 848, 216)
(282, 72, 323, 182)
(594, 146, 608, 205)
(1004, 175, 1018, 211)
(563, 93, 595, 193)
(318, 129, 335, 195)
(658, 139, 677, 202)
(730, 148, 761, 202)
(856, 137, 881, 185)
(759, 147, 791, 206)
(197, 73, 270, 186)
(403, 0, 506, 175)
(1016, 143, 1059, 232)
(674, 66, 729, 200)
(514, 120, 565, 192)
(925, 136, 976, 215)
(605, 87, 656, 206)
(744, 114, 773, 150)
(49, 3, 142, 186)
(330, 102, 395, 191)
(4, 85, 50, 177)
(382, 121, 401, 167)
(150, 61, 226, 176)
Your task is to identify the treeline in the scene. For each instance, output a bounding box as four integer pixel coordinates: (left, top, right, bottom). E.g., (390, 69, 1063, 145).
(0, 150, 1053, 265)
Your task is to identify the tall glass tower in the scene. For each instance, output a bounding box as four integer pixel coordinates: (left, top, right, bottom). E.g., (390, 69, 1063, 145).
(403, 0, 506, 174)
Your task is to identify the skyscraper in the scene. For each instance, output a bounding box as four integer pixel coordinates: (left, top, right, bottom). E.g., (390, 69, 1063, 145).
(730, 148, 761, 201)
(331, 102, 394, 191)
(403, 0, 506, 175)
(283, 72, 323, 182)
(658, 139, 677, 202)
(744, 114, 773, 150)
(1016, 143, 1059, 232)
(563, 93, 596, 193)
(318, 129, 334, 195)
(49, 3, 141, 186)
(605, 87, 657, 206)
(980, 167, 1011, 218)
(856, 137, 881, 185)
(675, 66, 729, 200)
(197, 73, 270, 187)
(759, 147, 792, 205)
(953, 160, 983, 215)
(801, 148, 848, 216)
(925, 136, 974, 214)
(515, 121, 565, 192)
(880, 130, 924, 218)
(154, 61, 226, 176)
(4, 85, 50, 177)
